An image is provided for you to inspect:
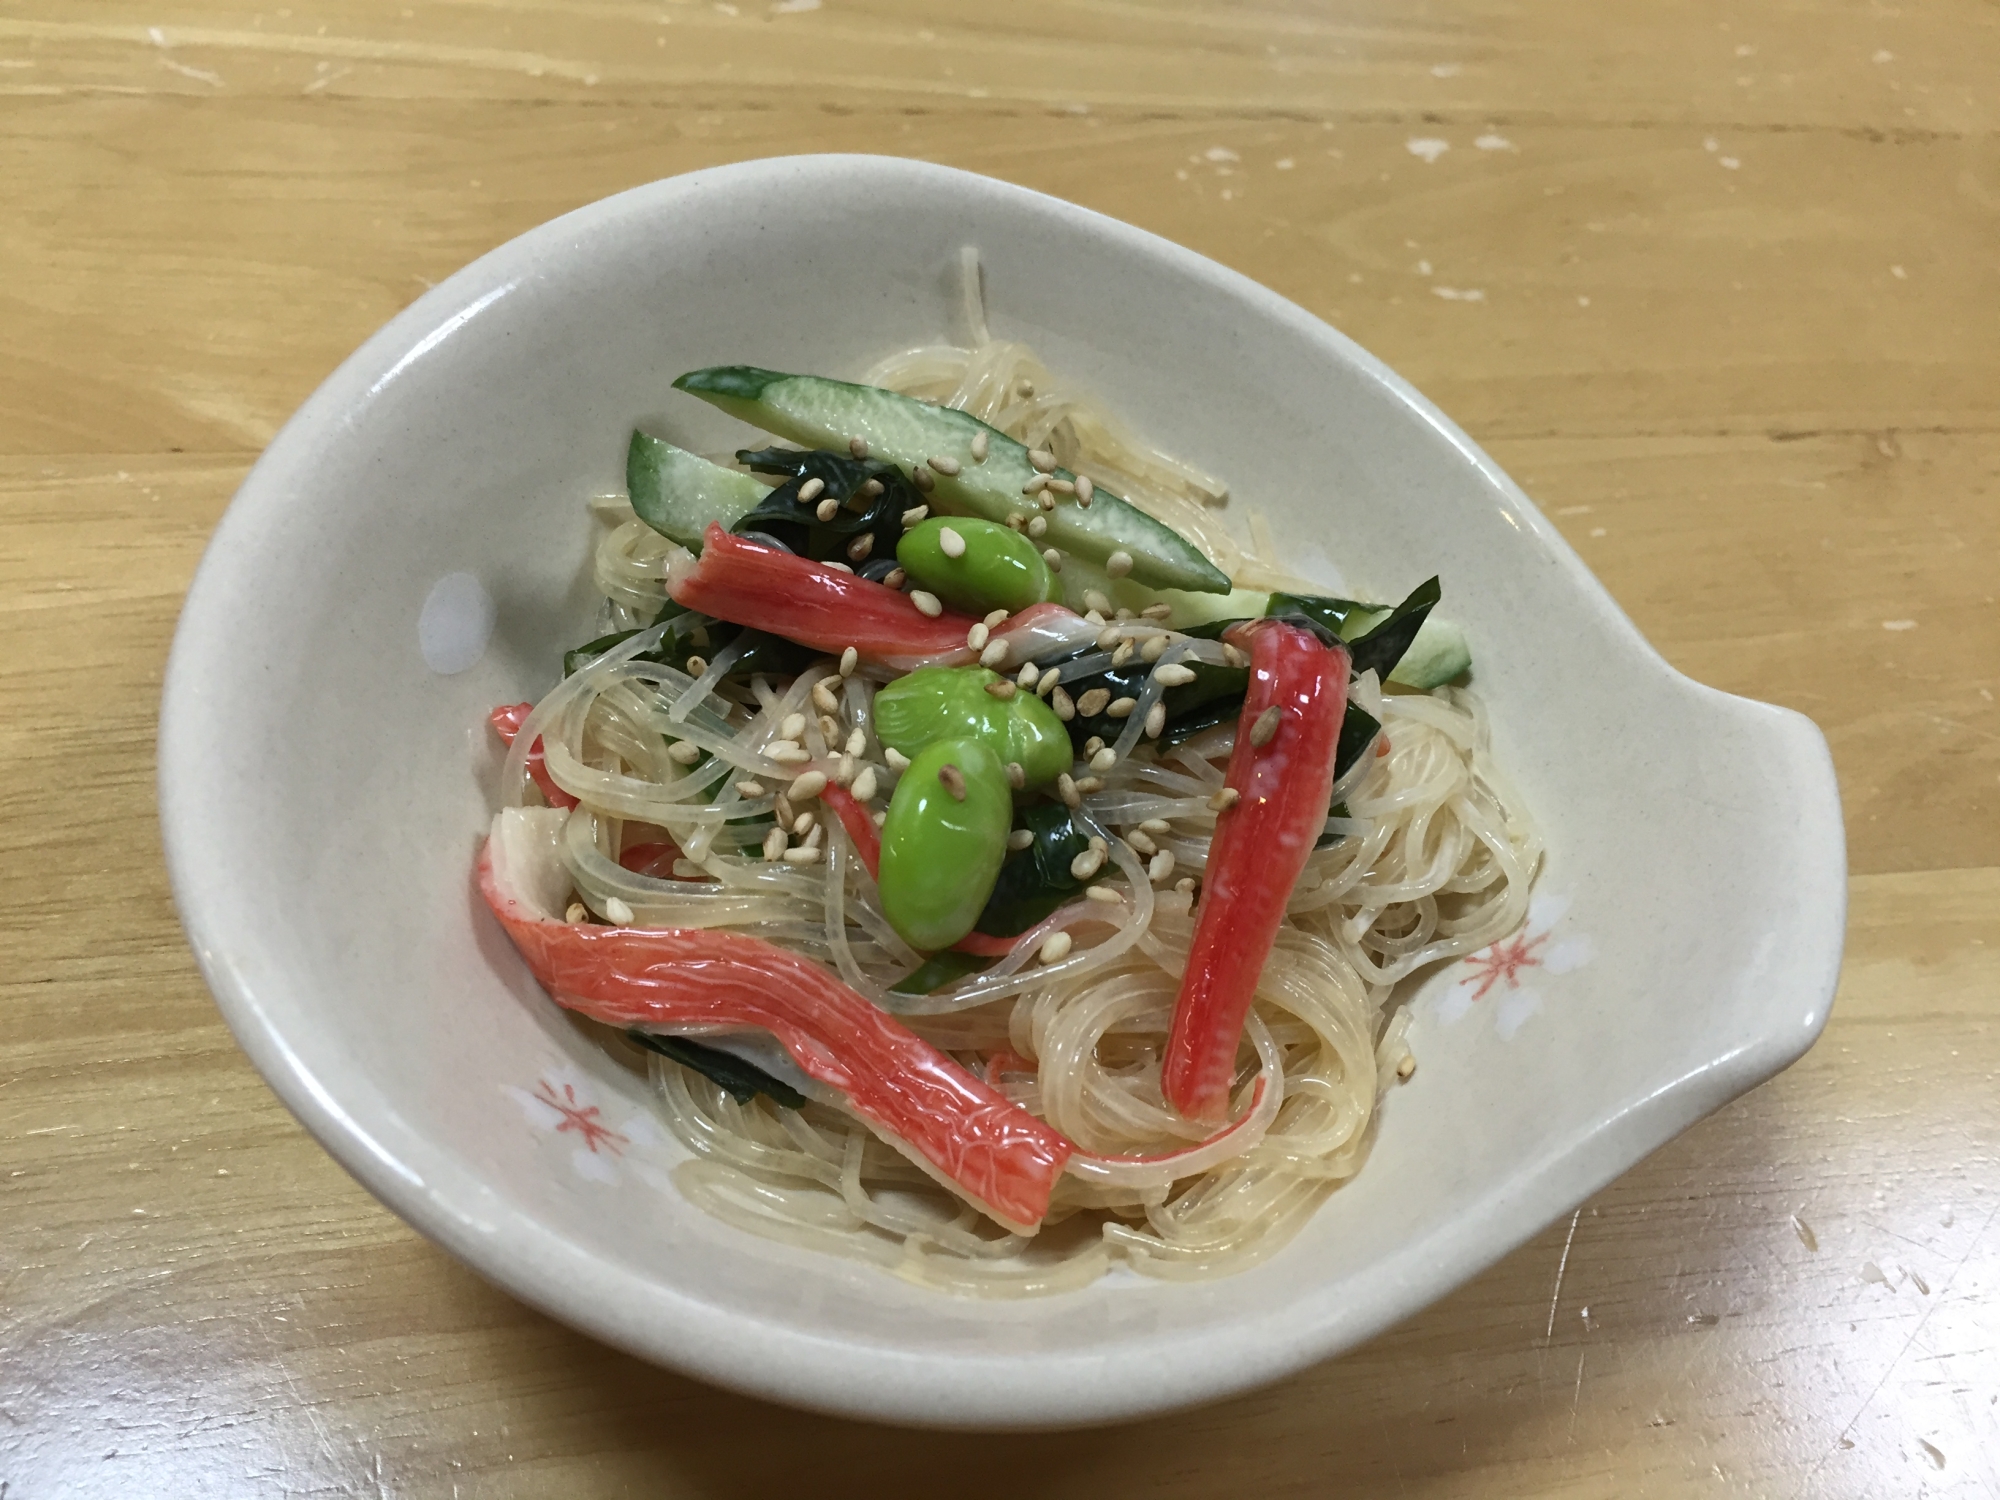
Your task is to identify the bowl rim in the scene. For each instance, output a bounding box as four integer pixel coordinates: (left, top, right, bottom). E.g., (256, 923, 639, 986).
(158, 153, 1846, 1428)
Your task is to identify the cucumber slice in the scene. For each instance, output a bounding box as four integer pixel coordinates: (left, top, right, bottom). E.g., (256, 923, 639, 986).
(626, 430, 768, 548)
(673, 367, 1232, 595)
(1386, 616, 1471, 689)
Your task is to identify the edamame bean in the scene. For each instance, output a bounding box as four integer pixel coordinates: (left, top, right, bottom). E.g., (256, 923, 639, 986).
(896, 516, 1063, 616)
(877, 738, 1013, 950)
(873, 665, 1071, 787)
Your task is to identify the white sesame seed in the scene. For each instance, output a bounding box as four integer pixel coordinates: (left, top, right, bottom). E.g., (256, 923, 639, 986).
(884, 745, 911, 771)
(668, 740, 703, 765)
(937, 762, 967, 800)
(1068, 846, 1106, 880)
(1015, 378, 1035, 398)
(911, 590, 943, 617)
(823, 560, 853, 574)
(1096, 626, 1121, 651)
(1115, 608, 1136, 621)
(819, 714, 840, 742)
(1105, 550, 1134, 579)
(1027, 515, 1048, 539)
(781, 712, 807, 741)
(1090, 836, 1108, 852)
(1074, 474, 1094, 505)
(1047, 478, 1075, 495)
(1084, 736, 1105, 756)
(1038, 931, 1074, 965)
(1017, 662, 1041, 689)
(859, 478, 884, 498)
(1058, 773, 1081, 809)
(814, 497, 840, 523)
(1127, 829, 1158, 856)
(884, 567, 906, 589)
(684, 654, 708, 677)
(1250, 705, 1282, 747)
(984, 679, 1018, 699)
(1074, 775, 1104, 794)
(1397, 1054, 1417, 1080)
(736, 778, 767, 798)
(1148, 850, 1176, 883)
(939, 526, 966, 559)
(1153, 663, 1198, 687)
(1043, 549, 1062, 571)
(845, 726, 866, 756)
(1111, 640, 1135, 668)
(839, 646, 858, 677)
(604, 897, 635, 925)
(929, 454, 961, 476)
(846, 532, 875, 561)
(834, 753, 856, 787)
(1008, 828, 1036, 850)
(1005, 760, 1026, 789)
(1028, 448, 1056, 473)
(782, 845, 822, 866)
(762, 827, 788, 860)
(565, 902, 587, 924)
(966, 622, 990, 651)
(984, 608, 1009, 627)
(768, 744, 812, 765)
(1038, 494, 1056, 512)
(1144, 702, 1167, 738)
(789, 770, 829, 800)
(1085, 884, 1120, 903)
(852, 766, 879, 802)
(1083, 590, 1112, 614)
(1222, 643, 1248, 668)
(1037, 667, 1060, 697)
(1208, 786, 1241, 812)
(1004, 513, 1025, 531)
(811, 680, 840, 715)
(848, 437, 869, 459)
(872, 809, 888, 826)
(1022, 474, 1049, 495)
(1141, 602, 1174, 621)
(798, 476, 825, 502)
(980, 639, 1010, 669)
(1175, 876, 1196, 895)
(775, 793, 795, 824)
(901, 506, 929, 528)
(1089, 747, 1118, 772)
(1076, 686, 1111, 716)
(1140, 818, 1171, 835)
(970, 431, 989, 462)
(1140, 635, 1169, 663)
(803, 822, 823, 850)
(1051, 686, 1075, 720)
(912, 465, 934, 492)
(792, 811, 816, 836)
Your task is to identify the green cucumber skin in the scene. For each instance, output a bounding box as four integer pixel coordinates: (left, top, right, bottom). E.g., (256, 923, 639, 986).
(1387, 616, 1471, 689)
(626, 431, 768, 548)
(674, 367, 1231, 595)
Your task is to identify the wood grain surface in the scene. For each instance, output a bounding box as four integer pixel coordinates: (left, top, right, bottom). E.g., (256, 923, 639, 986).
(3, 1, 1997, 1494)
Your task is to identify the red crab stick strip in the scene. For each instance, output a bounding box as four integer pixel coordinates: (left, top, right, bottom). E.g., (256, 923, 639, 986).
(489, 703, 578, 810)
(666, 524, 1095, 673)
(1161, 621, 1350, 1121)
(480, 808, 1072, 1231)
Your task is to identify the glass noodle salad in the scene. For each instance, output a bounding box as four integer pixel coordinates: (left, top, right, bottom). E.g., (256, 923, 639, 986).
(479, 256, 1541, 1294)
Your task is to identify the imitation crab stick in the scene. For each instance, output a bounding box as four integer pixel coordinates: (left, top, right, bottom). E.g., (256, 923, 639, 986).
(1161, 620, 1350, 1121)
(480, 807, 1072, 1232)
(489, 702, 578, 810)
(666, 523, 1096, 673)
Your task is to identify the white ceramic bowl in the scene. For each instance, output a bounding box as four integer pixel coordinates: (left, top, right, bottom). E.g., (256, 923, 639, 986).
(159, 156, 1844, 1428)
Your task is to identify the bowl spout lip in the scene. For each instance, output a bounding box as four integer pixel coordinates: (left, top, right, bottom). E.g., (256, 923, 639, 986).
(157, 153, 1849, 1429)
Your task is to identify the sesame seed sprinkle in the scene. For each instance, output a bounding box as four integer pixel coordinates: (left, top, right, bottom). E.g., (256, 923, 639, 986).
(814, 497, 840, 524)
(1027, 515, 1048, 539)
(884, 746, 911, 771)
(1038, 931, 1073, 965)
(884, 567, 906, 589)
(1051, 686, 1076, 720)
(852, 766, 878, 802)
(970, 431, 989, 462)
(912, 465, 934, 492)
(781, 712, 807, 740)
(967, 622, 989, 651)
(1085, 885, 1120, 903)
(938, 763, 967, 801)
(1074, 475, 1094, 505)
(1068, 846, 1105, 880)
(979, 638, 1010, 669)
(846, 532, 875, 561)
(1144, 701, 1167, 738)
(604, 897, 635, 925)
(668, 739, 703, 764)
(1022, 473, 1049, 495)
(848, 437, 869, 459)
(1042, 548, 1061, 572)
(983, 609, 1009, 628)
(1057, 772, 1081, 809)
(839, 646, 859, 677)
(1250, 705, 1282, 747)
(566, 902, 587, 923)
(789, 770, 829, 800)
(1037, 667, 1060, 697)
(823, 560, 852, 573)
(845, 726, 866, 756)
(1076, 687, 1111, 716)
(1148, 849, 1176, 883)
(1038, 494, 1057, 512)
(1208, 787, 1241, 812)
(798, 476, 825, 503)
(1140, 634, 1169, 662)
(762, 828, 786, 861)
(1047, 478, 1075, 495)
(1028, 448, 1056, 473)
(1005, 760, 1026, 789)
(1008, 828, 1036, 850)
(928, 454, 961, 476)
(901, 505, 929, 528)
(1105, 697, 1138, 718)
(1089, 747, 1118, 772)
(1153, 662, 1197, 687)
(911, 590, 943, 617)
(1105, 550, 1134, 579)
(1140, 818, 1172, 834)
(859, 478, 884, 498)
(939, 526, 966, 559)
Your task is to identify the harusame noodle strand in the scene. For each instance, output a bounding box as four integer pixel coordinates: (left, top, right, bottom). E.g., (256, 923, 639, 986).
(518, 310, 1540, 1294)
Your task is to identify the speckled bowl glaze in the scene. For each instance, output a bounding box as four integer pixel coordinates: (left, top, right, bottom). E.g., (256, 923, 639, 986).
(158, 156, 1845, 1429)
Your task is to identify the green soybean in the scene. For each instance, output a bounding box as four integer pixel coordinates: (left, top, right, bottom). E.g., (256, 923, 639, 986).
(873, 665, 1072, 788)
(877, 737, 1013, 951)
(896, 516, 1063, 616)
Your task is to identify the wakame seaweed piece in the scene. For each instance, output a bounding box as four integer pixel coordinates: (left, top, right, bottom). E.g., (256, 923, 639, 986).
(729, 446, 929, 567)
(1267, 576, 1442, 683)
(626, 1030, 808, 1109)
(1060, 655, 1251, 753)
(1155, 691, 1379, 784)
(891, 949, 994, 995)
(974, 802, 1095, 937)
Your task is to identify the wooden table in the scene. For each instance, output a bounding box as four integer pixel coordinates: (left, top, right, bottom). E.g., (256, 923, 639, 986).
(4, 1, 1996, 1493)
